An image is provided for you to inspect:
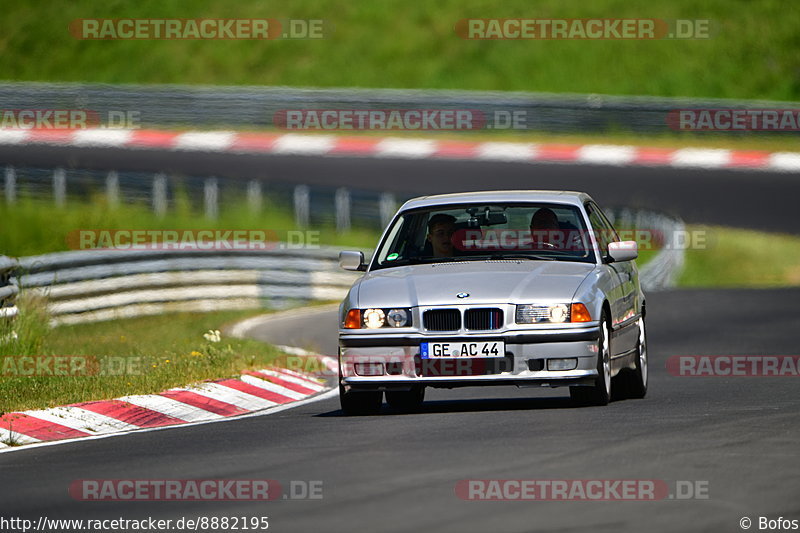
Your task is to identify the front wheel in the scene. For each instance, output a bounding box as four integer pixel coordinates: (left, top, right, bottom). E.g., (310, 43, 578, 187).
(339, 385, 383, 415)
(338, 365, 382, 415)
(386, 386, 425, 413)
(621, 317, 648, 399)
(570, 314, 611, 406)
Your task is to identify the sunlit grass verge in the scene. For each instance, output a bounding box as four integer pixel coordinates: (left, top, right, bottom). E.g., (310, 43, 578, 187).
(0, 306, 296, 414)
(0, 194, 381, 258)
(679, 226, 800, 288)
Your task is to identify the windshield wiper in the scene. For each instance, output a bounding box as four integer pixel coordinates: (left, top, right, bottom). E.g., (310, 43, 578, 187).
(382, 256, 461, 267)
(487, 253, 556, 261)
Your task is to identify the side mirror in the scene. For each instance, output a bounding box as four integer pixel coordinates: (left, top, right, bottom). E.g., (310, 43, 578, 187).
(607, 241, 638, 262)
(339, 250, 367, 271)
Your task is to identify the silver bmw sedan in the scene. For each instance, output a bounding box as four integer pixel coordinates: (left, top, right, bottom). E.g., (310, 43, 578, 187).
(337, 190, 647, 414)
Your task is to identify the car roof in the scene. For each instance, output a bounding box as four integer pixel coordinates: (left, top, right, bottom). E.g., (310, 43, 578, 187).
(398, 190, 593, 211)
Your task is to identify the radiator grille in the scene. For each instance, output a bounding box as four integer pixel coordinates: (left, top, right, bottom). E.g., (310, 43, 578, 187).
(423, 309, 461, 331)
(464, 308, 504, 330)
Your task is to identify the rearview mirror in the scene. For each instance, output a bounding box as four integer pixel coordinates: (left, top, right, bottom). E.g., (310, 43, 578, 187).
(339, 250, 367, 271)
(607, 241, 638, 262)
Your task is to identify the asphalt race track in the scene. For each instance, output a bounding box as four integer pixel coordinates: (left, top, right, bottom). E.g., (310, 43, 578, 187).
(1, 288, 799, 532)
(1, 148, 798, 532)
(1, 144, 799, 234)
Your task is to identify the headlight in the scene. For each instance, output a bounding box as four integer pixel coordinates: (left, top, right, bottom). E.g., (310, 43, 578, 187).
(343, 308, 412, 329)
(386, 308, 409, 327)
(515, 303, 592, 324)
(549, 304, 569, 323)
(362, 308, 386, 329)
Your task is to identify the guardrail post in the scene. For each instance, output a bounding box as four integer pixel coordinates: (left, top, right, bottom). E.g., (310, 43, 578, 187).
(379, 192, 395, 228)
(4, 166, 16, 205)
(53, 168, 66, 207)
(247, 180, 262, 213)
(152, 173, 167, 217)
(204, 177, 219, 220)
(106, 171, 120, 208)
(335, 187, 351, 233)
(294, 185, 309, 228)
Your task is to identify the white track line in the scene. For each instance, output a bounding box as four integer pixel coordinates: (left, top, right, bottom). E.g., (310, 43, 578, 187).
(173, 131, 236, 151)
(38, 406, 141, 433)
(577, 144, 637, 166)
(17, 409, 103, 435)
(374, 138, 437, 158)
(117, 395, 225, 422)
(182, 382, 280, 411)
(71, 128, 134, 147)
(0, 130, 30, 144)
(257, 369, 326, 391)
(239, 374, 308, 400)
(0, 387, 338, 455)
(769, 152, 800, 172)
(476, 142, 537, 161)
(670, 148, 731, 168)
(271, 134, 336, 155)
(0, 427, 40, 446)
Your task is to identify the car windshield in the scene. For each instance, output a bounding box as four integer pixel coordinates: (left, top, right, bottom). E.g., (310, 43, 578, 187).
(372, 202, 596, 269)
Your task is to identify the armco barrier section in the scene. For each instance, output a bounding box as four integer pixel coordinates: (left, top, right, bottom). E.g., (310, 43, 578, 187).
(17, 248, 361, 326)
(0, 82, 797, 134)
(0, 255, 19, 321)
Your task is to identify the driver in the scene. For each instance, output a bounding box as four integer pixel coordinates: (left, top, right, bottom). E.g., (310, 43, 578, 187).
(529, 208, 585, 251)
(530, 208, 561, 249)
(426, 213, 457, 257)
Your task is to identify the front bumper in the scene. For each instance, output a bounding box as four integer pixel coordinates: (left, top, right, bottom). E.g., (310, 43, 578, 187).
(339, 325, 600, 391)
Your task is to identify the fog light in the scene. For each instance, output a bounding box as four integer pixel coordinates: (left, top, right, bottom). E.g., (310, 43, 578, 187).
(547, 358, 578, 371)
(354, 362, 385, 376)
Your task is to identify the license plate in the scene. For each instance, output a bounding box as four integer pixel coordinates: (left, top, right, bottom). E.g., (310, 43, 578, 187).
(420, 341, 505, 359)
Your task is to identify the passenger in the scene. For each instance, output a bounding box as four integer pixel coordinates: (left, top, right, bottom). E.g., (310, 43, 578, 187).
(426, 213, 457, 257)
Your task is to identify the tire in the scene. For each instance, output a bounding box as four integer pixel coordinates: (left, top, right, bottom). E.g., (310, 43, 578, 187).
(386, 386, 425, 413)
(625, 317, 648, 399)
(338, 364, 382, 415)
(339, 385, 382, 416)
(570, 313, 611, 406)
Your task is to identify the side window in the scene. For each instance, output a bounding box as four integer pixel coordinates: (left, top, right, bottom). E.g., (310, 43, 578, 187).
(585, 202, 617, 258)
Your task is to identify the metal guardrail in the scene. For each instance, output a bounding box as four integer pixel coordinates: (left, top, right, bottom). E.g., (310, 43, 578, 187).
(1, 82, 797, 134)
(0, 255, 19, 321)
(606, 209, 686, 290)
(17, 248, 362, 326)
(3, 165, 400, 231)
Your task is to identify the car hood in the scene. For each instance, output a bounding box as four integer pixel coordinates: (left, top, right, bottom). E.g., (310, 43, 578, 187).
(354, 261, 595, 307)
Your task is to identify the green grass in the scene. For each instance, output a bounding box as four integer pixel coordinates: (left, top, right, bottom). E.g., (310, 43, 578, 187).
(0, 194, 380, 258)
(0, 303, 293, 413)
(1, 0, 798, 101)
(679, 225, 800, 288)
